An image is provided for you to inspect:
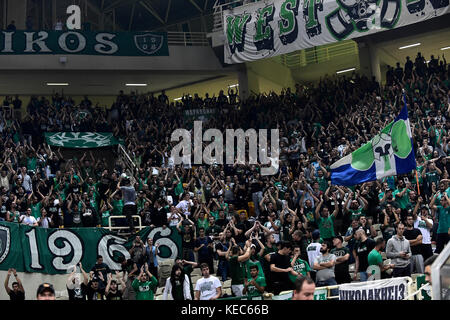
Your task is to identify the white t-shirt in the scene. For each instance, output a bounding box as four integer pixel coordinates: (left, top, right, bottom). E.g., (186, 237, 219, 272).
(307, 242, 322, 269)
(264, 219, 281, 243)
(38, 216, 51, 228)
(194, 276, 222, 300)
(167, 212, 180, 227)
(21, 215, 37, 226)
(414, 216, 433, 244)
(176, 200, 190, 216)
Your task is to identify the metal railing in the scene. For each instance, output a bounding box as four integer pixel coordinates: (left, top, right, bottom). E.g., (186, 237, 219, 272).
(105, 215, 145, 232)
(167, 32, 210, 46)
(212, 0, 255, 31)
(275, 40, 359, 69)
(117, 143, 137, 184)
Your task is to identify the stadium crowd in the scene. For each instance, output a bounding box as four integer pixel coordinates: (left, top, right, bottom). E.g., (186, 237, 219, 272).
(1, 52, 450, 300)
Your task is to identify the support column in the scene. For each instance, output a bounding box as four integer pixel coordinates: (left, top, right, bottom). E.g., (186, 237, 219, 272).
(7, 0, 26, 29)
(357, 40, 381, 83)
(237, 63, 250, 100)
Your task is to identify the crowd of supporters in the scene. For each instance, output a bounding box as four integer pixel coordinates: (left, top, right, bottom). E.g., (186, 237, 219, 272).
(1, 52, 450, 300)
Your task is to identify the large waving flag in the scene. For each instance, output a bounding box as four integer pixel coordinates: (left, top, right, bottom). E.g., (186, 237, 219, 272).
(331, 97, 416, 186)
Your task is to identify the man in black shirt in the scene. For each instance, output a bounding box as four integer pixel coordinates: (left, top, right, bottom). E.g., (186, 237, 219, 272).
(150, 198, 168, 228)
(330, 236, 351, 284)
(269, 241, 294, 295)
(82, 275, 106, 300)
(67, 263, 89, 300)
(353, 228, 376, 282)
(404, 215, 424, 274)
(90, 255, 111, 289)
(4, 268, 25, 300)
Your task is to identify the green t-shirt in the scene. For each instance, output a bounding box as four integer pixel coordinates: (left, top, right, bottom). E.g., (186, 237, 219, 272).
(27, 157, 37, 170)
(349, 208, 363, 221)
(317, 177, 328, 192)
(245, 276, 266, 297)
(112, 199, 123, 216)
(244, 258, 265, 280)
(436, 205, 450, 234)
(132, 276, 158, 300)
(367, 249, 383, 266)
(31, 202, 42, 219)
(393, 188, 410, 209)
(317, 214, 335, 239)
(425, 171, 440, 184)
(197, 217, 209, 231)
(101, 210, 111, 227)
(229, 256, 245, 285)
(289, 258, 311, 283)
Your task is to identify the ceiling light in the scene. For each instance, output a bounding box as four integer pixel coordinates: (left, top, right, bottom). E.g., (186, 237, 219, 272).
(398, 43, 421, 50)
(336, 68, 355, 74)
(47, 83, 69, 86)
(174, 97, 182, 101)
(441, 46, 450, 51)
(125, 83, 147, 86)
(228, 84, 239, 88)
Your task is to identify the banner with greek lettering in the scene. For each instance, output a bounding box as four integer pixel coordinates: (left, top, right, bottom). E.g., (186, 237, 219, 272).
(223, 0, 450, 64)
(0, 222, 181, 275)
(0, 30, 168, 56)
(45, 132, 120, 148)
(339, 277, 410, 300)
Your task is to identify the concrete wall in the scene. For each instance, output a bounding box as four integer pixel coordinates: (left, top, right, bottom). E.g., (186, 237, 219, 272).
(246, 58, 296, 94)
(1, 270, 71, 300)
(0, 46, 225, 71)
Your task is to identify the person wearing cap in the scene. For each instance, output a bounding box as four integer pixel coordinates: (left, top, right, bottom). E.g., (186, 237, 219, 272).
(4, 268, 25, 300)
(330, 236, 351, 284)
(306, 230, 321, 282)
(84, 272, 106, 300)
(36, 283, 55, 300)
(105, 271, 126, 300)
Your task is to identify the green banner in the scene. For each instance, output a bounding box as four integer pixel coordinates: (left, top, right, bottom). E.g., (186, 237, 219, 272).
(45, 132, 119, 148)
(0, 222, 181, 274)
(0, 30, 168, 56)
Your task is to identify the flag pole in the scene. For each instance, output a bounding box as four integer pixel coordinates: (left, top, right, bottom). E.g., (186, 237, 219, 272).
(415, 170, 420, 196)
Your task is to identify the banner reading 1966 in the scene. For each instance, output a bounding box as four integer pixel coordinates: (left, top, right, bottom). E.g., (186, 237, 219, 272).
(0, 222, 181, 274)
(223, 0, 450, 64)
(0, 30, 169, 56)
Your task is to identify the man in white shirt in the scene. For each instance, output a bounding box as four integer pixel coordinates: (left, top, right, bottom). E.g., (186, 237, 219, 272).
(414, 205, 434, 261)
(176, 193, 191, 217)
(194, 263, 222, 300)
(18, 167, 32, 193)
(19, 208, 38, 226)
(306, 230, 321, 281)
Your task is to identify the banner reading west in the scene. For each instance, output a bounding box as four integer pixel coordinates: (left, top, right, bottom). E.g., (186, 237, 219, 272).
(223, 0, 450, 64)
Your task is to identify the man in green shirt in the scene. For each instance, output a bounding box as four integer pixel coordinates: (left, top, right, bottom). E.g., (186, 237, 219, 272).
(367, 238, 395, 278)
(430, 193, 450, 253)
(392, 179, 411, 210)
(314, 194, 339, 242)
(131, 263, 158, 300)
(243, 265, 266, 298)
(289, 246, 311, 283)
(226, 238, 252, 297)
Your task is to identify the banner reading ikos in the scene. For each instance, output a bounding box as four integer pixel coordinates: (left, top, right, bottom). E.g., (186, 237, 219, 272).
(223, 0, 450, 64)
(0, 30, 168, 56)
(0, 222, 181, 275)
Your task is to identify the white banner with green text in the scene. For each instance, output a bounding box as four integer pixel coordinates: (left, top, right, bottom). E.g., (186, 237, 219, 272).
(223, 0, 450, 64)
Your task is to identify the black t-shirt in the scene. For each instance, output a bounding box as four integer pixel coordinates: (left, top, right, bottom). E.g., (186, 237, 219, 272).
(270, 252, 291, 283)
(403, 228, 423, 255)
(91, 263, 110, 281)
(106, 290, 123, 300)
(215, 242, 229, 262)
(330, 247, 350, 274)
(8, 290, 25, 301)
(354, 238, 376, 272)
(67, 285, 86, 300)
(82, 282, 105, 300)
(181, 228, 195, 249)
